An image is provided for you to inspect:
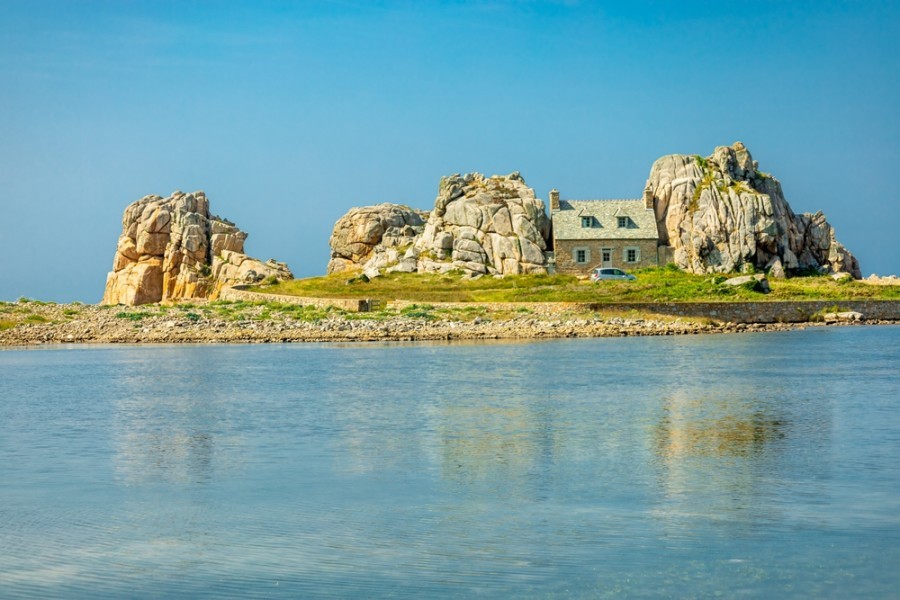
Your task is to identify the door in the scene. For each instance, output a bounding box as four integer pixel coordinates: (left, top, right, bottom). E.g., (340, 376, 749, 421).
(601, 248, 612, 268)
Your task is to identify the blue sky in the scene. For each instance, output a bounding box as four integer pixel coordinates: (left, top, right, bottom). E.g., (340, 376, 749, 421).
(1, 0, 897, 302)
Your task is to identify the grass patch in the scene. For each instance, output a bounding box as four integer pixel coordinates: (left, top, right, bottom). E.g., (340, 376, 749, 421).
(399, 303, 435, 319)
(24, 314, 48, 323)
(251, 270, 900, 305)
(116, 312, 146, 321)
(0, 319, 16, 330)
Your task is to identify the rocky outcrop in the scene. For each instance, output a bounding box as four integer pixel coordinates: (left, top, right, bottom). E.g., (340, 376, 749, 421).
(645, 142, 861, 278)
(327, 204, 428, 274)
(102, 191, 292, 305)
(415, 172, 551, 276)
(328, 172, 551, 276)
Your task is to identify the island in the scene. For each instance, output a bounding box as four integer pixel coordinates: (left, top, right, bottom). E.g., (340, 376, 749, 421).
(1, 142, 897, 346)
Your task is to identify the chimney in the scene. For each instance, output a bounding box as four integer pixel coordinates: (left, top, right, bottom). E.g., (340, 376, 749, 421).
(642, 183, 654, 210)
(549, 189, 560, 211)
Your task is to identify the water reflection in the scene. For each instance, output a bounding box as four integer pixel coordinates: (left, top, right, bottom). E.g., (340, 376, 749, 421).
(111, 351, 246, 486)
(651, 388, 790, 526)
(655, 394, 786, 459)
(1, 330, 897, 598)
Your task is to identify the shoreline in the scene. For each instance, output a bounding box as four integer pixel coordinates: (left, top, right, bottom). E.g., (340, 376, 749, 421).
(2, 300, 895, 347)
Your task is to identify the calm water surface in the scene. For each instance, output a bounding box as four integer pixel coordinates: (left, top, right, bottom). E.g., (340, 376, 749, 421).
(1, 326, 899, 598)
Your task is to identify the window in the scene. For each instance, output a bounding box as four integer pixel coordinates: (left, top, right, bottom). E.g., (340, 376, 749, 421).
(617, 216, 628, 228)
(581, 216, 592, 228)
(574, 247, 589, 264)
(624, 247, 640, 263)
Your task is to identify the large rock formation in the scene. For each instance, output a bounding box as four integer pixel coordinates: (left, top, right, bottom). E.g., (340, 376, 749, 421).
(645, 142, 860, 277)
(102, 191, 292, 305)
(327, 204, 428, 274)
(328, 172, 552, 276)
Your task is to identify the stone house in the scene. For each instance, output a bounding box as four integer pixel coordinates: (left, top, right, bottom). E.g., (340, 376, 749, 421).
(549, 189, 662, 274)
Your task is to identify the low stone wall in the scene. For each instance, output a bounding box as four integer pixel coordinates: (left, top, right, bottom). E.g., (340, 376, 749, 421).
(584, 300, 900, 323)
(219, 286, 373, 312)
(392, 299, 900, 323)
(223, 287, 900, 323)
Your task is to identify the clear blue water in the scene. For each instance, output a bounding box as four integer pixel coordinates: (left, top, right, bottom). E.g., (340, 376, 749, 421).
(1, 326, 899, 598)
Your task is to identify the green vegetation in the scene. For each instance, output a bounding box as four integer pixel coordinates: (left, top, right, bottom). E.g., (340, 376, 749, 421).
(399, 303, 436, 319)
(253, 269, 900, 304)
(0, 319, 16, 330)
(24, 314, 48, 323)
(18, 297, 54, 306)
(208, 299, 334, 322)
(116, 312, 147, 321)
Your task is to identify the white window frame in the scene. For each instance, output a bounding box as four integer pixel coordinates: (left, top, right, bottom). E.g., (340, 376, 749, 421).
(574, 247, 590, 264)
(624, 247, 640, 263)
(581, 216, 592, 228)
(617, 216, 628, 228)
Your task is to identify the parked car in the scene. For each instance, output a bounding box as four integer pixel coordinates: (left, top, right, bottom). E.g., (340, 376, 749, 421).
(590, 267, 636, 282)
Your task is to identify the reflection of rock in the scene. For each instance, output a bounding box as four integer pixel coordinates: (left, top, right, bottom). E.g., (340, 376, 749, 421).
(438, 405, 538, 483)
(655, 410, 785, 459)
(115, 423, 217, 485)
(103, 191, 292, 305)
(652, 391, 788, 519)
(113, 390, 245, 485)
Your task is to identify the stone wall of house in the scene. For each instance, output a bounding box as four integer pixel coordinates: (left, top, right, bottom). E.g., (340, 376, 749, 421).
(555, 239, 659, 273)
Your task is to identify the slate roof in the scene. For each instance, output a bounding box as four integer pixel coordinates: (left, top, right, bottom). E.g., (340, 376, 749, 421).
(551, 199, 659, 241)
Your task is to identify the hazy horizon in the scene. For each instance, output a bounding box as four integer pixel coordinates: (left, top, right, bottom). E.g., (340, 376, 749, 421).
(2, 1, 898, 302)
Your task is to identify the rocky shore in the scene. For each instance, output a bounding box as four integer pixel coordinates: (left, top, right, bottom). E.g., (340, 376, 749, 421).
(2, 299, 890, 347)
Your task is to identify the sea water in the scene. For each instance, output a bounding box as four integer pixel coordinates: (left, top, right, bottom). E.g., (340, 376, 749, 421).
(1, 326, 899, 598)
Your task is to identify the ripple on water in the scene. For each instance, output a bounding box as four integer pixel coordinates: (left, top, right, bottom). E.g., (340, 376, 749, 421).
(1, 329, 899, 598)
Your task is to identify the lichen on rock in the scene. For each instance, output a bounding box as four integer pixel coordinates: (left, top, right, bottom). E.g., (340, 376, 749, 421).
(102, 191, 292, 305)
(327, 172, 552, 277)
(327, 203, 428, 275)
(644, 142, 861, 278)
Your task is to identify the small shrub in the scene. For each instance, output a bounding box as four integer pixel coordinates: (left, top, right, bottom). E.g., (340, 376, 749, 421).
(663, 263, 681, 272)
(185, 312, 201, 322)
(400, 303, 434, 319)
(116, 312, 145, 321)
(24, 314, 48, 323)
